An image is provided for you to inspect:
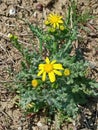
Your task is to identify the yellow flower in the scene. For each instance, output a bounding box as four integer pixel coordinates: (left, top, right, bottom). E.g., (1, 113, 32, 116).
(44, 20, 50, 25)
(32, 79, 38, 87)
(64, 69, 70, 76)
(26, 104, 33, 108)
(37, 57, 64, 82)
(26, 102, 35, 109)
(8, 33, 18, 40)
(45, 13, 64, 29)
(8, 33, 13, 38)
(59, 25, 65, 31)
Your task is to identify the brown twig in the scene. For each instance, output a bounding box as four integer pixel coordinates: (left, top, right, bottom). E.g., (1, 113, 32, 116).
(1, 110, 13, 122)
(0, 80, 26, 83)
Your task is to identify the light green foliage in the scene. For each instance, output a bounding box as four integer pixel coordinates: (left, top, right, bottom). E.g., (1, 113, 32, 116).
(9, 0, 98, 126)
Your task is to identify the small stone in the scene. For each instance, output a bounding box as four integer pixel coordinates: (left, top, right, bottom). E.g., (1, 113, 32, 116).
(33, 11, 37, 18)
(32, 126, 38, 130)
(36, 3, 43, 11)
(95, 50, 98, 54)
(18, 127, 22, 130)
(37, 121, 43, 127)
(9, 8, 16, 15)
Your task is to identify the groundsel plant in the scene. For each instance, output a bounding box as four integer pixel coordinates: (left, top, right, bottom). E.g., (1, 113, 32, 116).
(8, 3, 98, 126)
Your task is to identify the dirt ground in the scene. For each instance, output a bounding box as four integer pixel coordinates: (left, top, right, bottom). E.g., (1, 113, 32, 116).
(0, 0, 98, 130)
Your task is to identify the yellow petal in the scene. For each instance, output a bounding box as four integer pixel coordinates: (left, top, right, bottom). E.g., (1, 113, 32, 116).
(37, 70, 44, 76)
(45, 57, 50, 64)
(59, 16, 63, 19)
(45, 20, 50, 25)
(53, 70, 62, 76)
(53, 23, 56, 28)
(49, 14, 53, 18)
(51, 60, 56, 64)
(42, 72, 46, 81)
(48, 71, 55, 82)
(39, 64, 44, 70)
(56, 23, 59, 28)
(58, 20, 63, 23)
(53, 64, 64, 70)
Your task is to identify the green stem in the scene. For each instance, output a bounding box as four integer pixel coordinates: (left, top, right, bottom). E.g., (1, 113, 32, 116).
(64, 40, 72, 52)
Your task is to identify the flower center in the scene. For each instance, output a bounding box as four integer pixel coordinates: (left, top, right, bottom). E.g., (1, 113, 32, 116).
(51, 17, 59, 23)
(32, 80, 38, 87)
(64, 69, 70, 76)
(44, 64, 53, 73)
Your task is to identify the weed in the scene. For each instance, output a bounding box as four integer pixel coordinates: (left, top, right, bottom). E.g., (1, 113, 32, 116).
(8, 0, 98, 127)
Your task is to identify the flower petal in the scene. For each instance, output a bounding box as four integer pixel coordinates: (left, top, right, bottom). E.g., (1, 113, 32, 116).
(59, 16, 63, 19)
(49, 14, 53, 18)
(53, 23, 56, 28)
(38, 64, 44, 70)
(48, 72, 55, 82)
(56, 23, 59, 28)
(53, 64, 64, 70)
(37, 70, 44, 76)
(45, 57, 50, 64)
(42, 72, 46, 81)
(53, 70, 62, 76)
(58, 20, 63, 23)
(51, 60, 56, 64)
(45, 20, 50, 25)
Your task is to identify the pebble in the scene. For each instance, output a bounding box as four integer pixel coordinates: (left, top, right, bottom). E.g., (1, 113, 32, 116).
(9, 8, 16, 15)
(18, 127, 22, 130)
(36, 3, 43, 11)
(37, 121, 43, 127)
(33, 11, 37, 18)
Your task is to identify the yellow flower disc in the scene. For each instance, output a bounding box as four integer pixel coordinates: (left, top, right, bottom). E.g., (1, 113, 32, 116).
(60, 25, 65, 31)
(64, 69, 70, 76)
(32, 79, 38, 87)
